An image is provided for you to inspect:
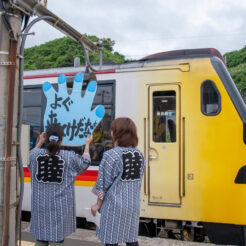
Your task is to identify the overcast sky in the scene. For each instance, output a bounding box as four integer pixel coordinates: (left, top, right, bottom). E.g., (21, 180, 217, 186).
(25, 0, 246, 59)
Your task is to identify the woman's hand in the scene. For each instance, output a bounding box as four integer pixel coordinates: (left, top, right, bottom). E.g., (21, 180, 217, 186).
(39, 132, 46, 144)
(91, 203, 100, 217)
(86, 135, 93, 145)
(83, 135, 93, 155)
(35, 132, 46, 148)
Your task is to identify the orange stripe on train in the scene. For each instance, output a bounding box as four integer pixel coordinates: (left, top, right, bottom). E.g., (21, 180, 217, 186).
(23, 167, 98, 185)
(24, 177, 96, 187)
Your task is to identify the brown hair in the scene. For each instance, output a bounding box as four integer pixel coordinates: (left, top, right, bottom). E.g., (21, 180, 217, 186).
(111, 117, 138, 147)
(45, 123, 64, 158)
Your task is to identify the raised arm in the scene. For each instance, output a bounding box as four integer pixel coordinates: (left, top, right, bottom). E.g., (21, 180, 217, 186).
(82, 135, 93, 160)
(72, 135, 93, 174)
(34, 132, 46, 148)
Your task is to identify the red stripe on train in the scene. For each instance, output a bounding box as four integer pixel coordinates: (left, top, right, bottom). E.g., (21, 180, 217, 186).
(23, 167, 98, 181)
(24, 167, 30, 177)
(24, 69, 116, 80)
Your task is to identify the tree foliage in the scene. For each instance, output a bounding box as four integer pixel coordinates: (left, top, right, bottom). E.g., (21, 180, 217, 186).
(24, 35, 125, 70)
(225, 46, 246, 101)
(225, 46, 246, 68)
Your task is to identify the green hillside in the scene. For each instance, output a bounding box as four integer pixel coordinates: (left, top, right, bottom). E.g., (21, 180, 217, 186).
(224, 46, 246, 100)
(24, 35, 125, 70)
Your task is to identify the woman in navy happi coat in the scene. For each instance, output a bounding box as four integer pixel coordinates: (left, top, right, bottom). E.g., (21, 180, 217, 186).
(91, 117, 146, 246)
(28, 124, 93, 246)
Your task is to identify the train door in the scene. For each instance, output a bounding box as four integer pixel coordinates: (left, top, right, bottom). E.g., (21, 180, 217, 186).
(148, 84, 181, 205)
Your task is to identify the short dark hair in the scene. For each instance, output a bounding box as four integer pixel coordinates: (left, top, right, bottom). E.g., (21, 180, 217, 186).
(45, 124, 64, 157)
(111, 117, 138, 147)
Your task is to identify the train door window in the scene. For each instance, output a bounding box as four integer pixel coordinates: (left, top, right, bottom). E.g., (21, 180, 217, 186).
(153, 91, 176, 142)
(23, 87, 43, 149)
(201, 80, 221, 115)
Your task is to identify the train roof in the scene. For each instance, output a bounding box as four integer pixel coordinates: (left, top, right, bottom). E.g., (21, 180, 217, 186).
(140, 48, 225, 65)
(24, 48, 225, 79)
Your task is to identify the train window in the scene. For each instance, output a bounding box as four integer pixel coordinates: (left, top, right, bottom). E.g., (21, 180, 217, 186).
(89, 82, 115, 165)
(201, 80, 221, 115)
(90, 106, 113, 164)
(23, 87, 43, 149)
(23, 88, 42, 106)
(23, 106, 42, 149)
(153, 91, 176, 143)
(23, 107, 41, 125)
(61, 77, 113, 105)
(93, 85, 113, 104)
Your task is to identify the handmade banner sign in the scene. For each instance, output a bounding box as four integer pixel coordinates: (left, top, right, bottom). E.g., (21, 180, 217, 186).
(43, 73, 105, 146)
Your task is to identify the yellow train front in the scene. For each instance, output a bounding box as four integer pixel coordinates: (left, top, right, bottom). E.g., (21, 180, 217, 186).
(136, 49, 246, 245)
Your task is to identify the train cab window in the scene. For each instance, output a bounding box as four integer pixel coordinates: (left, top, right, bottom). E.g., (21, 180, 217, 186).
(153, 91, 176, 143)
(201, 80, 221, 115)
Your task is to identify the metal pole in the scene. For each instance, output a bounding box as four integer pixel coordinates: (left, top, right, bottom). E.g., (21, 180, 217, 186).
(0, 2, 22, 246)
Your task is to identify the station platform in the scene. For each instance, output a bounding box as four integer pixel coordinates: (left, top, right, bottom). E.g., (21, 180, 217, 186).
(20, 222, 216, 246)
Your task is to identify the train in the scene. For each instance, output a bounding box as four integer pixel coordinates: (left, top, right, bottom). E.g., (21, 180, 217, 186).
(21, 48, 246, 245)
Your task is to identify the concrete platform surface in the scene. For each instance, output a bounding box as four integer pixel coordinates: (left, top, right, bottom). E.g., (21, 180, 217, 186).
(20, 222, 216, 246)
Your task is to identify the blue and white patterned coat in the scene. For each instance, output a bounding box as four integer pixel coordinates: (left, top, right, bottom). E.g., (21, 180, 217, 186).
(92, 146, 146, 244)
(28, 148, 90, 242)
